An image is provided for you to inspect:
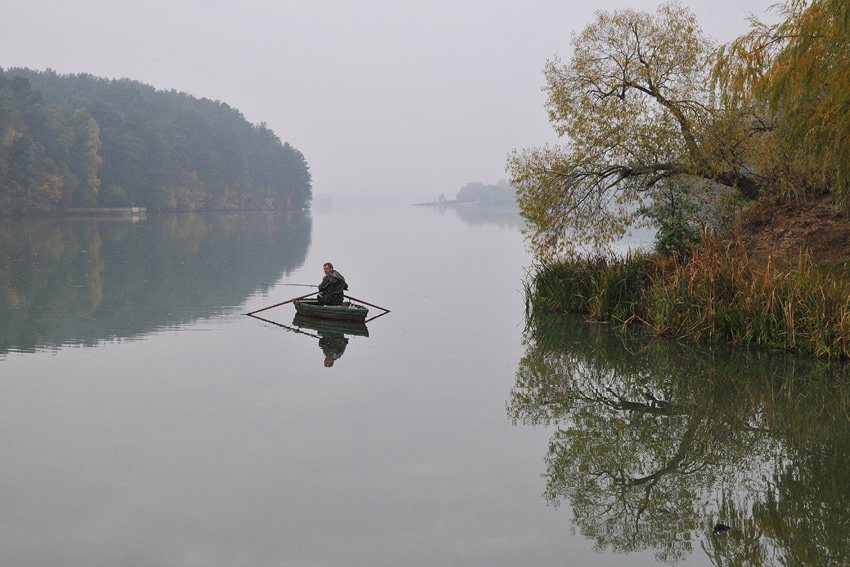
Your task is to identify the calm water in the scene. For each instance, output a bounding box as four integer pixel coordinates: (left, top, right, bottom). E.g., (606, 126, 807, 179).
(0, 205, 848, 566)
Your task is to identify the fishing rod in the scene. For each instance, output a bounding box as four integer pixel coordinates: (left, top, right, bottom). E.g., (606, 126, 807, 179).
(280, 283, 318, 288)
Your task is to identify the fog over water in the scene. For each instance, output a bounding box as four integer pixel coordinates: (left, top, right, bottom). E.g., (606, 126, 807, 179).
(4, 2, 836, 563)
(2, 0, 778, 202)
(3, 207, 847, 566)
(0, 207, 564, 566)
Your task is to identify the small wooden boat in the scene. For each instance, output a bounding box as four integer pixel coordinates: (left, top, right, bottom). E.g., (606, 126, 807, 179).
(293, 298, 369, 322)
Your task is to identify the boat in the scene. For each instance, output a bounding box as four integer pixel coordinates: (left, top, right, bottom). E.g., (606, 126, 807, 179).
(293, 298, 369, 322)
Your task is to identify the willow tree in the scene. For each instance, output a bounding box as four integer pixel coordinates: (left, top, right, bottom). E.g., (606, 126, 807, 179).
(508, 2, 764, 259)
(714, 0, 850, 213)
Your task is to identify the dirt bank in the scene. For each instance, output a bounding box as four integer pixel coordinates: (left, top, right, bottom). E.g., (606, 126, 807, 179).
(739, 194, 850, 264)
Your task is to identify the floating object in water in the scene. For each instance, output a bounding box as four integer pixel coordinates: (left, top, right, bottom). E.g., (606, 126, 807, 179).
(247, 293, 390, 323)
(713, 523, 739, 535)
(292, 314, 369, 337)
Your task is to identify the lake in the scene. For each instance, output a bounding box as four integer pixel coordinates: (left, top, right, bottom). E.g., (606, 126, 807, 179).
(0, 204, 848, 566)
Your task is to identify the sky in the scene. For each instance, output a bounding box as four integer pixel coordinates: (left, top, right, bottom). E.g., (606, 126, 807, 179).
(2, 0, 779, 204)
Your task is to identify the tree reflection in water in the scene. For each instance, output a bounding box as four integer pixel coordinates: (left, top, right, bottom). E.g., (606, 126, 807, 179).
(0, 211, 311, 353)
(509, 312, 850, 566)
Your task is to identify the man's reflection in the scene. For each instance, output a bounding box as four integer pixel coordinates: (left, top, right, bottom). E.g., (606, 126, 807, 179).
(319, 330, 348, 367)
(291, 315, 368, 367)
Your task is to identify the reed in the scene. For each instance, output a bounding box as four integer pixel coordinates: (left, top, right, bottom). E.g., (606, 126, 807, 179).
(526, 235, 850, 359)
(526, 251, 657, 323)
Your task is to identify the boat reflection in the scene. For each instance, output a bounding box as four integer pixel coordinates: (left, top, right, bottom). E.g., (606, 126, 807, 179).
(245, 312, 369, 367)
(292, 315, 368, 367)
(291, 314, 369, 337)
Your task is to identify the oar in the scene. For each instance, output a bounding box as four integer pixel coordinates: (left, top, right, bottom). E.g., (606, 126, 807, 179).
(246, 313, 320, 338)
(344, 294, 390, 314)
(246, 290, 318, 316)
(364, 310, 391, 324)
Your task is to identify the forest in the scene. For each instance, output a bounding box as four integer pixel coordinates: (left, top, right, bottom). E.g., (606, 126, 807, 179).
(0, 68, 311, 214)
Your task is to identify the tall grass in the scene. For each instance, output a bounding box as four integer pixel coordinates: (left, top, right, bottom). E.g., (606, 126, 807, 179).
(527, 236, 850, 359)
(525, 251, 658, 323)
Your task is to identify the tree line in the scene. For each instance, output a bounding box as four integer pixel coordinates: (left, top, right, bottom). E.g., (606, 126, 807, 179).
(0, 68, 311, 215)
(425, 179, 517, 209)
(508, 0, 849, 259)
(454, 179, 516, 209)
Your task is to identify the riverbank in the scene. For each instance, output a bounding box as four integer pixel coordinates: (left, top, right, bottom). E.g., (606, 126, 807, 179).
(526, 194, 850, 359)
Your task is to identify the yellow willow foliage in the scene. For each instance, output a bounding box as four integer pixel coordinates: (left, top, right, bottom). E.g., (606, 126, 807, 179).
(713, 0, 850, 212)
(508, 2, 763, 261)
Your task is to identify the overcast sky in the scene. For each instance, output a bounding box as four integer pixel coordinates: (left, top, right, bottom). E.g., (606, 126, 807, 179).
(2, 0, 777, 203)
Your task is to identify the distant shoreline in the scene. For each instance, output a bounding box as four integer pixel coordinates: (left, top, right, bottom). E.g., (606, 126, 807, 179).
(412, 200, 516, 210)
(64, 207, 147, 215)
(412, 200, 475, 207)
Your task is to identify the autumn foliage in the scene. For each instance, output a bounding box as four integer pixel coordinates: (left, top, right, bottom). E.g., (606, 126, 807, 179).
(510, 0, 850, 260)
(0, 70, 312, 215)
(714, 0, 850, 212)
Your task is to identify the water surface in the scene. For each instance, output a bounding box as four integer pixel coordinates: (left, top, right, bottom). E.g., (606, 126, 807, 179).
(1, 205, 847, 566)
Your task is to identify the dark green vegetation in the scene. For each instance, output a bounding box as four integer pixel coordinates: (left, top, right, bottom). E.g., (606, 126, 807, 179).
(0, 68, 311, 214)
(0, 211, 311, 353)
(511, 311, 850, 565)
(526, 234, 850, 359)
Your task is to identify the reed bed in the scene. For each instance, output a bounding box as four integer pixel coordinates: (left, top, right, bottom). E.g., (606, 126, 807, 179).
(527, 237, 850, 359)
(525, 251, 658, 322)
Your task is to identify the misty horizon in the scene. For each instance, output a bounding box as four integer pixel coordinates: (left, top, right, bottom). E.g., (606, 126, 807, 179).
(2, 0, 779, 203)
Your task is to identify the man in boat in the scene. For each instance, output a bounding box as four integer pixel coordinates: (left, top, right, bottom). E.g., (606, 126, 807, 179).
(317, 262, 348, 306)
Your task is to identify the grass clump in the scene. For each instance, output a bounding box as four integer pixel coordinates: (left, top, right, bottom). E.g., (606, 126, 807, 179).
(525, 251, 658, 323)
(527, 235, 850, 359)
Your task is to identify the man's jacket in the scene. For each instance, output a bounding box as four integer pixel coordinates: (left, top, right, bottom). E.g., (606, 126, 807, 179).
(318, 270, 348, 305)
